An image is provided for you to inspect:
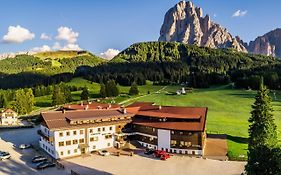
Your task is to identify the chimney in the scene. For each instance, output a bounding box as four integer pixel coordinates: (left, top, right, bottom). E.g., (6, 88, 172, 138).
(123, 108, 127, 114)
(62, 109, 66, 114)
(159, 106, 162, 110)
(80, 101, 83, 106)
(85, 105, 89, 110)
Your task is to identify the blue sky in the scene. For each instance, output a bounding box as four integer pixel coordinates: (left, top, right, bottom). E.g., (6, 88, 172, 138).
(1, 0, 281, 58)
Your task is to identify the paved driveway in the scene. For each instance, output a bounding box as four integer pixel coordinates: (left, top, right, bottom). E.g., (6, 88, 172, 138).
(63, 153, 246, 175)
(0, 127, 68, 175)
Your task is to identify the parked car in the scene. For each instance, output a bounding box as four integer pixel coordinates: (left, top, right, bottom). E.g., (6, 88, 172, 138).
(98, 150, 110, 156)
(0, 152, 11, 160)
(32, 156, 47, 163)
(19, 144, 32, 149)
(153, 150, 171, 160)
(36, 161, 56, 169)
(144, 148, 154, 155)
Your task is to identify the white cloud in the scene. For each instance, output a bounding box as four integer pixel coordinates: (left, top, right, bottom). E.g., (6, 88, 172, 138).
(2, 25, 35, 43)
(40, 33, 51, 40)
(30, 45, 51, 53)
(100, 48, 120, 60)
(232, 10, 247, 17)
(55, 26, 79, 44)
(51, 42, 81, 51)
(61, 43, 81, 51)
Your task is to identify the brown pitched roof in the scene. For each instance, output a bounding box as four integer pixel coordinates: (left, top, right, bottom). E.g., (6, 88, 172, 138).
(41, 109, 132, 130)
(128, 102, 208, 131)
(63, 102, 120, 111)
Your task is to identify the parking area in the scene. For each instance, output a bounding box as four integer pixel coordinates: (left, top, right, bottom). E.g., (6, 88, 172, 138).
(63, 151, 246, 175)
(0, 127, 68, 175)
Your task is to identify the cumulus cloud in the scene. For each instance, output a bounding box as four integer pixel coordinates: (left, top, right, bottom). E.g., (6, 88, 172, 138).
(40, 33, 51, 40)
(55, 26, 79, 44)
(2, 25, 35, 43)
(30, 45, 51, 53)
(100, 49, 120, 60)
(232, 10, 247, 17)
(51, 42, 81, 51)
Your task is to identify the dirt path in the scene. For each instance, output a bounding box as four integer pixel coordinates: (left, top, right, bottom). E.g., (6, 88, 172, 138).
(119, 86, 167, 106)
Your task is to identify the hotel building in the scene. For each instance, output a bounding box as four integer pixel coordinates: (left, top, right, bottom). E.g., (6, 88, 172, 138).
(39, 102, 207, 159)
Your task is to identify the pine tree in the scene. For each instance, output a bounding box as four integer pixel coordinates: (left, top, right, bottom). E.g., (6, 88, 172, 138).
(99, 83, 106, 98)
(246, 79, 280, 175)
(0, 94, 8, 108)
(81, 87, 89, 100)
(52, 86, 65, 106)
(106, 80, 119, 97)
(129, 82, 139, 95)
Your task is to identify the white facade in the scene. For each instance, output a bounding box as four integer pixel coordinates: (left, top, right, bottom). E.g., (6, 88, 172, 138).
(157, 129, 171, 150)
(137, 129, 203, 156)
(39, 124, 117, 159)
(0, 110, 18, 126)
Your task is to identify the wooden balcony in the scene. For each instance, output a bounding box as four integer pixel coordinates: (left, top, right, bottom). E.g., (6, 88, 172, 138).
(37, 130, 54, 142)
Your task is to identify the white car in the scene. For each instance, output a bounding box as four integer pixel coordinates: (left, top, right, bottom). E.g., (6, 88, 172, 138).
(19, 144, 31, 149)
(98, 150, 110, 156)
(0, 152, 11, 160)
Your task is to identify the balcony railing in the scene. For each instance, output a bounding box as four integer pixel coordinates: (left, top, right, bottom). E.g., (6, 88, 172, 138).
(37, 130, 54, 142)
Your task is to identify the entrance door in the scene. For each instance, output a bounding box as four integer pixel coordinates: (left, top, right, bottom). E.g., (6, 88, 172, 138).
(81, 148, 86, 154)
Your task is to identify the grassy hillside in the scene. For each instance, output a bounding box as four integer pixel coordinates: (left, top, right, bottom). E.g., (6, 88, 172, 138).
(0, 51, 105, 75)
(34, 50, 91, 59)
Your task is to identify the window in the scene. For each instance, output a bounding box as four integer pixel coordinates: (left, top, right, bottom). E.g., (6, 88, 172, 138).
(185, 151, 188, 154)
(60, 151, 64, 156)
(171, 140, 177, 146)
(90, 137, 94, 142)
(179, 150, 182, 154)
(89, 129, 93, 133)
(107, 143, 110, 147)
(93, 145, 96, 149)
(102, 127, 105, 131)
(73, 140, 78, 144)
(59, 132, 63, 137)
(67, 150, 71, 154)
(118, 125, 121, 129)
(79, 139, 84, 143)
(74, 149, 77, 153)
(105, 134, 112, 139)
(66, 131, 70, 136)
(109, 126, 112, 131)
(59, 142, 64, 147)
(66, 141, 71, 146)
(73, 131, 77, 135)
(174, 150, 177, 153)
(80, 130, 84, 135)
(98, 128, 101, 132)
(51, 150, 54, 154)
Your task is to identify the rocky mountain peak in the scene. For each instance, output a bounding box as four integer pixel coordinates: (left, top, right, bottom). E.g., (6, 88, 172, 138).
(158, 1, 248, 53)
(248, 28, 281, 58)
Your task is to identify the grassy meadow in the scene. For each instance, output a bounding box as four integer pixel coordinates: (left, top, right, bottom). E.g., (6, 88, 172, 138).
(34, 78, 281, 160)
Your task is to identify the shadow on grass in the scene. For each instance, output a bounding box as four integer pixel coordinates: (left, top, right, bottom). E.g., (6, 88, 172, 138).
(35, 101, 52, 107)
(227, 135, 248, 144)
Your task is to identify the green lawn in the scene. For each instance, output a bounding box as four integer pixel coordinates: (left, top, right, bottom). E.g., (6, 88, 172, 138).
(34, 78, 281, 160)
(135, 84, 281, 160)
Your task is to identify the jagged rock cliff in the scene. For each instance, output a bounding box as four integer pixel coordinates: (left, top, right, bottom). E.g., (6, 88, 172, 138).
(158, 1, 248, 53)
(248, 28, 281, 58)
